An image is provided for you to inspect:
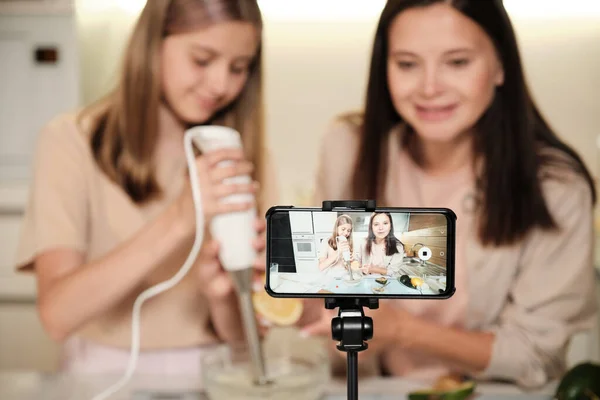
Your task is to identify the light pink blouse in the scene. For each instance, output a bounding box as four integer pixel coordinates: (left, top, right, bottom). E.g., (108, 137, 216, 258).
(313, 116, 597, 388)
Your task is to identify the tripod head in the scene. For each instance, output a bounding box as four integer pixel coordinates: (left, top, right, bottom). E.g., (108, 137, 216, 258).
(326, 298, 378, 353)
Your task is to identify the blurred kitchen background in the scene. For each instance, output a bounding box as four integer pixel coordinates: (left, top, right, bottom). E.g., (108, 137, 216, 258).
(0, 0, 599, 373)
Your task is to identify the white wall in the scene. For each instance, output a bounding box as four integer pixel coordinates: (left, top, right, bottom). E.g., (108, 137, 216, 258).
(263, 19, 376, 205)
(75, 0, 142, 104)
(509, 16, 600, 207)
(74, 1, 600, 206)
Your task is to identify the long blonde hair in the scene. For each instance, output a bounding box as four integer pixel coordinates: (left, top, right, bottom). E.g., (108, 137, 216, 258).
(78, 0, 264, 204)
(328, 214, 354, 253)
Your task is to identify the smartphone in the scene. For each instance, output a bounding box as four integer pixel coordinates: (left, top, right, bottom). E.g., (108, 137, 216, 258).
(265, 206, 456, 299)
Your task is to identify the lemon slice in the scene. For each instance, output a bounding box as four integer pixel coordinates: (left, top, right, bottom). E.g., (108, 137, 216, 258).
(411, 277, 424, 288)
(434, 374, 466, 391)
(252, 290, 303, 326)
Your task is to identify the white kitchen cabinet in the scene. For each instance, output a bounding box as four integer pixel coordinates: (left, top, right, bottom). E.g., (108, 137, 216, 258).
(0, 12, 79, 181)
(289, 211, 314, 234)
(312, 212, 337, 233)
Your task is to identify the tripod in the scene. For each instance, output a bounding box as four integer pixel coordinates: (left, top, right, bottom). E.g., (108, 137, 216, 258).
(326, 298, 379, 400)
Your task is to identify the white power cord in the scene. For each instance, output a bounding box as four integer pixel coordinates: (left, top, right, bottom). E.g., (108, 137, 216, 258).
(90, 130, 205, 400)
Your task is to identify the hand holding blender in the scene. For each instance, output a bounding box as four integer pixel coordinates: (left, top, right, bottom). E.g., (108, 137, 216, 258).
(336, 235, 353, 279)
(89, 126, 264, 400)
(189, 125, 269, 385)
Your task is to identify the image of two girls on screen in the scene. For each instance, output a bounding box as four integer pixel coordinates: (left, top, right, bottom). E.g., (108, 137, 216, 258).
(317, 212, 405, 278)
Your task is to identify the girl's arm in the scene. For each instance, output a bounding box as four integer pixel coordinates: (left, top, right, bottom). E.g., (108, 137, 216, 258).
(318, 239, 339, 271)
(36, 205, 191, 341)
(318, 251, 339, 271)
(33, 133, 255, 341)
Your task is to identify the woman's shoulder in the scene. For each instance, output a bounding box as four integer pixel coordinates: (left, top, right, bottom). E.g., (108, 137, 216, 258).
(537, 148, 594, 219)
(36, 110, 91, 154)
(322, 111, 363, 143)
(38, 99, 111, 154)
(40, 110, 78, 133)
(322, 111, 410, 144)
(314, 111, 364, 201)
(538, 148, 593, 197)
(337, 111, 364, 128)
(395, 240, 406, 252)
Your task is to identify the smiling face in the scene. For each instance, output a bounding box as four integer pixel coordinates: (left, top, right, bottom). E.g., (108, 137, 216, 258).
(160, 21, 259, 125)
(386, 3, 504, 143)
(371, 214, 391, 240)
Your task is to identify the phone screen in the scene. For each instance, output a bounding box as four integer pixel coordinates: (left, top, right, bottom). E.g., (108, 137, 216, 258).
(266, 207, 455, 299)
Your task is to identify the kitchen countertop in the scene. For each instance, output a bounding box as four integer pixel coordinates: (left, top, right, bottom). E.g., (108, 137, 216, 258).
(0, 371, 557, 400)
(272, 270, 446, 295)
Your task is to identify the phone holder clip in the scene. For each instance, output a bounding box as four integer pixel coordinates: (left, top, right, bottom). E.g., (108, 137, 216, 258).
(322, 199, 376, 212)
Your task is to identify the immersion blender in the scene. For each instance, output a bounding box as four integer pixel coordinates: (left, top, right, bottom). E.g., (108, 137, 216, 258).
(337, 235, 354, 279)
(188, 125, 269, 385)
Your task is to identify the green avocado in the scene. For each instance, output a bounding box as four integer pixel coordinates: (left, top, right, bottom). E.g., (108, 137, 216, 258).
(408, 381, 476, 400)
(554, 362, 600, 400)
(399, 274, 414, 288)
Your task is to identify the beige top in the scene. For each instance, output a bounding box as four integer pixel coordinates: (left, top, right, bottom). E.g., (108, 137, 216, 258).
(314, 117, 597, 388)
(355, 239, 406, 275)
(15, 111, 278, 350)
(317, 237, 350, 278)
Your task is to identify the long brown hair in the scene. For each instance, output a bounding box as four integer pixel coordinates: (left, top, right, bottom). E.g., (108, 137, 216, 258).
(78, 0, 264, 204)
(365, 212, 402, 256)
(350, 0, 595, 246)
(327, 214, 354, 253)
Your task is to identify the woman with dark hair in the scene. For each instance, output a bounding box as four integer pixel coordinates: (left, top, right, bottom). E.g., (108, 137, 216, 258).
(357, 212, 406, 276)
(301, 0, 597, 388)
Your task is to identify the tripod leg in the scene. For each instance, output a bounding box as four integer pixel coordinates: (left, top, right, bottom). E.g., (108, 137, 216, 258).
(347, 351, 358, 400)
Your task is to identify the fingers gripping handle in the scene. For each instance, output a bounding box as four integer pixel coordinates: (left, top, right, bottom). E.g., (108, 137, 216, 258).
(188, 126, 257, 271)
